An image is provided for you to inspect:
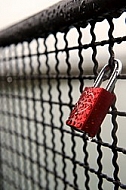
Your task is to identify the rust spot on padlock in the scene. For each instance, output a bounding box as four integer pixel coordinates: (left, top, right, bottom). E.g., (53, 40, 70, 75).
(66, 59, 122, 138)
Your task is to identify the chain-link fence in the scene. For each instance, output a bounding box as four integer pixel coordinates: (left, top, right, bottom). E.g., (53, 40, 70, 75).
(0, 0, 126, 189)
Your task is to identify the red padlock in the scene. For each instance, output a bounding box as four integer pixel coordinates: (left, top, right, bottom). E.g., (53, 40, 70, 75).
(66, 59, 122, 137)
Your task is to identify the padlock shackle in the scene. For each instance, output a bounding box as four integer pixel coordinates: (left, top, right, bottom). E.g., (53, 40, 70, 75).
(93, 59, 122, 92)
(106, 59, 122, 92)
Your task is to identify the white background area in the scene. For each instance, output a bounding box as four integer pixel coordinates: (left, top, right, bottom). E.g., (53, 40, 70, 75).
(0, 0, 59, 29)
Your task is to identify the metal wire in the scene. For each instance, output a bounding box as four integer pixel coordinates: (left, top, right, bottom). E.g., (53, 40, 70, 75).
(0, 0, 126, 190)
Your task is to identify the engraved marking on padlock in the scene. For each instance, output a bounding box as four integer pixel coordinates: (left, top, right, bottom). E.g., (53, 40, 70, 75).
(76, 90, 95, 113)
(68, 89, 96, 125)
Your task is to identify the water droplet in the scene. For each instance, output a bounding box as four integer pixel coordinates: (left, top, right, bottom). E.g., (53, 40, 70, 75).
(7, 76, 13, 83)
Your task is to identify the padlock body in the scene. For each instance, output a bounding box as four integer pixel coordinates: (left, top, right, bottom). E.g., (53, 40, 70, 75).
(66, 87, 116, 137)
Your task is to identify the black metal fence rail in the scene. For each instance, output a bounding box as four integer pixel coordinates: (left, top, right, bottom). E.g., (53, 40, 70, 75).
(0, 0, 126, 46)
(0, 0, 126, 190)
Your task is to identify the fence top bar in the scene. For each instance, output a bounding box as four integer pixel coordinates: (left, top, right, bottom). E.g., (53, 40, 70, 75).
(0, 0, 126, 47)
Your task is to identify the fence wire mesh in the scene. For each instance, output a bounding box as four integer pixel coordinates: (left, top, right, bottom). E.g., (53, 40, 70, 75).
(0, 0, 126, 190)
